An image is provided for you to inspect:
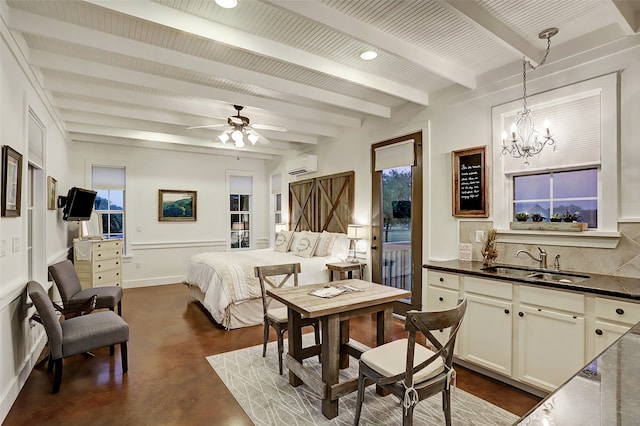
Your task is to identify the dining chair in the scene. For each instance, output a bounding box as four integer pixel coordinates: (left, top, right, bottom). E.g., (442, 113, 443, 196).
(27, 281, 129, 394)
(353, 298, 467, 426)
(48, 259, 123, 316)
(254, 263, 321, 375)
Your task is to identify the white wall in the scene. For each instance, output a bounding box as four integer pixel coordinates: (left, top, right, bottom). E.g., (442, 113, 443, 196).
(71, 142, 268, 287)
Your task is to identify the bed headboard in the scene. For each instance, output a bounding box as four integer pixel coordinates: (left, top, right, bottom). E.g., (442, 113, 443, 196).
(289, 171, 354, 234)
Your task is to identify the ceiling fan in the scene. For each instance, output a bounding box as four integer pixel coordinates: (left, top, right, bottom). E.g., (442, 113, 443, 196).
(188, 105, 286, 148)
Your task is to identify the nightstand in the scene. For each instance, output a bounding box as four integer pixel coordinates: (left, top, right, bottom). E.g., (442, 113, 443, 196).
(326, 261, 366, 281)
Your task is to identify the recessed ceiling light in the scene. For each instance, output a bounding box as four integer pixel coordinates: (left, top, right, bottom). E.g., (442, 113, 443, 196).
(360, 50, 378, 60)
(215, 0, 237, 8)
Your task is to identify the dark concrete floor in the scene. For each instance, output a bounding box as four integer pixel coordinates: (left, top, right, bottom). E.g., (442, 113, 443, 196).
(3, 283, 540, 425)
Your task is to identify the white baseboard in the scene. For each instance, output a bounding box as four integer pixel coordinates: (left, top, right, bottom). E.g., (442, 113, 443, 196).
(123, 275, 183, 289)
(0, 334, 46, 423)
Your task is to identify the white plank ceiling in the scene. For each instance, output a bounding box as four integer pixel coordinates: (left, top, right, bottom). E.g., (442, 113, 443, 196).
(5, 0, 640, 159)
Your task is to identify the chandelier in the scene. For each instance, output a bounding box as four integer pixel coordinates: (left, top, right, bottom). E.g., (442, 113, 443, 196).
(501, 28, 559, 166)
(217, 127, 259, 148)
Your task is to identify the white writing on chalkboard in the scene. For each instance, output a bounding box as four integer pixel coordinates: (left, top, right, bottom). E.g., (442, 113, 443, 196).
(459, 163, 482, 201)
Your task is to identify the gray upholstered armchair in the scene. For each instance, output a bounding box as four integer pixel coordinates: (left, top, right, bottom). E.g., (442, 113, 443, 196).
(48, 259, 123, 315)
(27, 281, 129, 394)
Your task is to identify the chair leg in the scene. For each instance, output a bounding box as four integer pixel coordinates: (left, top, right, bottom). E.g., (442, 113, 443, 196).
(121, 342, 128, 373)
(402, 404, 415, 426)
(110, 344, 115, 356)
(443, 389, 452, 426)
(262, 322, 269, 358)
(52, 359, 63, 394)
(353, 370, 366, 426)
(277, 330, 285, 375)
(47, 352, 54, 373)
(117, 300, 122, 316)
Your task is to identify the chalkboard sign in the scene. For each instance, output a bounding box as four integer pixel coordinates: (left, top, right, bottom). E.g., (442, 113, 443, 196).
(452, 146, 488, 217)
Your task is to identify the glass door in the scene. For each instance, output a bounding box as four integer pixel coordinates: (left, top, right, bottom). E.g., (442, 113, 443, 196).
(371, 132, 423, 315)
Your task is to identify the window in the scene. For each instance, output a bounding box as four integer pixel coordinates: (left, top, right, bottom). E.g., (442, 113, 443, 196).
(229, 175, 252, 249)
(92, 166, 125, 242)
(274, 193, 282, 224)
(513, 168, 598, 228)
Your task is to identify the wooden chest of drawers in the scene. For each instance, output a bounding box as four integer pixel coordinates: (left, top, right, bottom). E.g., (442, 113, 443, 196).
(73, 239, 123, 289)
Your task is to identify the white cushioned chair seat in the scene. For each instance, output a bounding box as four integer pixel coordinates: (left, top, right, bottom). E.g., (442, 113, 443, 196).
(267, 307, 288, 322)
(361, 338, 444, 383)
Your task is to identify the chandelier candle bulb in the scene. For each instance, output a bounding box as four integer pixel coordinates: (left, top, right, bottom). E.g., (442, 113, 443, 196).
(544, 119, 551, 137)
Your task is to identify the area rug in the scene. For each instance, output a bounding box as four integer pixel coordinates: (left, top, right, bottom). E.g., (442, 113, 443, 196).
(206, 336, 518, 426)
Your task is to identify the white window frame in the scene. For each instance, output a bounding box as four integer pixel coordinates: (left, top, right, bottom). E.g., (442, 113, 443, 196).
(491, 73, 620, 248)
(227, 170, 254, 250)
(92, 165, 126, 249)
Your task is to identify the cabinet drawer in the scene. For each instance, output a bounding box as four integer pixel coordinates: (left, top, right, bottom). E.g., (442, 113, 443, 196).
(427, 286, 459, 310)
(94, 246, 121, 261)
(94, 257, 121, 272)
(93, 269, 121, 286)
(464, 276, 512, 300)
(595, 297, 640, 325)
(520, 285, 584, 314)
(427, 271, 459, 290)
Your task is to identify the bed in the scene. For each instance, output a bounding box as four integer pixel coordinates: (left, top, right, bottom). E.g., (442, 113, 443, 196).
(186, 170, 355, 329)
(185, 231, 350, 329)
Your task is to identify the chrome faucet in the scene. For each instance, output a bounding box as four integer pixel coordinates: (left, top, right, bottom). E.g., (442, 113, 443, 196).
(554, 254, 561, 271)
(515, 247, 547, 269)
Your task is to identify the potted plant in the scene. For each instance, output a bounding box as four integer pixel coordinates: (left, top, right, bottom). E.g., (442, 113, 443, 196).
(550, 213, 562, 222)
(562, 210, 580, 222)
(515, 212, 529, 222)
(530, 213, 545, 222)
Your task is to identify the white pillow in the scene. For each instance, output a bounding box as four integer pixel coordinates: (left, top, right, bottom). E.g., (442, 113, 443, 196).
(274, 230, 294, 252)
(329, 233, 350, 260)
(292, 231, 321, 258)
(288, 231, 305, 252)
(314, 231, 336, 257)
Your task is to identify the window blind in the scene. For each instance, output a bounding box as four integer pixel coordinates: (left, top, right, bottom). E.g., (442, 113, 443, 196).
(503, 92, 601, 173)
(271, 173, 281, 194)
(374, 139, 415, 171)
(92, 166, 125, 190)
(230, 175, 252, 193)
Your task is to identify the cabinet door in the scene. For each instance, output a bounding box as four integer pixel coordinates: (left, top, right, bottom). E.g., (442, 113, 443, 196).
(460, 293, 512, 376)
(426, 286, 460, 353)
(516, 305, 585, 391)
(593, 320, 629, 356)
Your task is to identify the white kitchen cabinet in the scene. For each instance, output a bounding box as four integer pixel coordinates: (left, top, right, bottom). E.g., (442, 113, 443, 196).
(426, 271, 460, 351)
(593, 297, 640, 356)
(516, 304, 585, 391)
(459, 277, 513, 376)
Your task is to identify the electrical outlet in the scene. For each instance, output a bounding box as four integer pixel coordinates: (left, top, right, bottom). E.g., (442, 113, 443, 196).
(475, 230, 484, 243)
(136, 261, 142, 269)
(12, 237, 20, 252)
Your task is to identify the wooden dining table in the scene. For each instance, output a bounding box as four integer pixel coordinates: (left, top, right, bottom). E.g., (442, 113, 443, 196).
(267, 279, 411, 419)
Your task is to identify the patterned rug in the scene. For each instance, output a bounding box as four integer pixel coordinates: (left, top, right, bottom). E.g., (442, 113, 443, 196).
(206, 336, 518, 426)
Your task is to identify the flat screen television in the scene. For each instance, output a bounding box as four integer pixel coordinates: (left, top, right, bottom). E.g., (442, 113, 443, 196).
(62, 187, 97, 221)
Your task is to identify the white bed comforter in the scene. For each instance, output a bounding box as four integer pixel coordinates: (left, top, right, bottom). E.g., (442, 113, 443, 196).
(184, 248, 341, 326)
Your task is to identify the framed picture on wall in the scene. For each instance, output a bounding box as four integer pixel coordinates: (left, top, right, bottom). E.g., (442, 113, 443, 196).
(158, 189, 197, 221)
(1, 146, 23, 217)
(452, 146, 489, 217)
(47, 176, 58, 210)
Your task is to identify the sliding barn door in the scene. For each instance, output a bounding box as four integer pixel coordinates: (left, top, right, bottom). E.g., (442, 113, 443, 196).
(289, 171, 354, 233)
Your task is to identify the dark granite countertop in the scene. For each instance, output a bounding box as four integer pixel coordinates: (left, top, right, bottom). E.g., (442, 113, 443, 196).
(423, 260, 640, 300)
(515, 322, 640, 425)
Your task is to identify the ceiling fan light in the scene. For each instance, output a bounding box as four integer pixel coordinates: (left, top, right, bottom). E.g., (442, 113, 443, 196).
(215, 0, 237, 8)
(235, 139, 245, 148)
(231, 130, 243, 143)
(247, 133, 259, 145)
(218, 132, 229, 144)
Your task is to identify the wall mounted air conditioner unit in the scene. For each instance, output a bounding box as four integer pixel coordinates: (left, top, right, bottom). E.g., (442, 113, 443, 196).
(287, 155, 318, 176)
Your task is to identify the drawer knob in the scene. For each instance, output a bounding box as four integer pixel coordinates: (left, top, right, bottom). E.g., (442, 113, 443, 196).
(595, 329, 603, 336)
(98, 265, 101, 268)
(439, 277, 444, 282)
(518, 312, 524, 317)
(98, 276, 102, 280)
(504, 309, 510, 315)
(616, 308, 625, 315)
(438, 297, 444, 302)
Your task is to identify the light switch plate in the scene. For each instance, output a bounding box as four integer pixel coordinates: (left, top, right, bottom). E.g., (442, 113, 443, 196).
(475, 230, 484, 243)
(12, 237, 20, 252)
(0, 240, 6, 257)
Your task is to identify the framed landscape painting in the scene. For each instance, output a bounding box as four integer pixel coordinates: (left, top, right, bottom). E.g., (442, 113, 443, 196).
(1, 146, 23, 217)
(47, 176, 58, 210)
(158, 189, 197, 221)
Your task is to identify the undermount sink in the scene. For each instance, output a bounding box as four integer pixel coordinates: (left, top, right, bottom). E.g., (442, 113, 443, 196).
(481, 265, 591, 284)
